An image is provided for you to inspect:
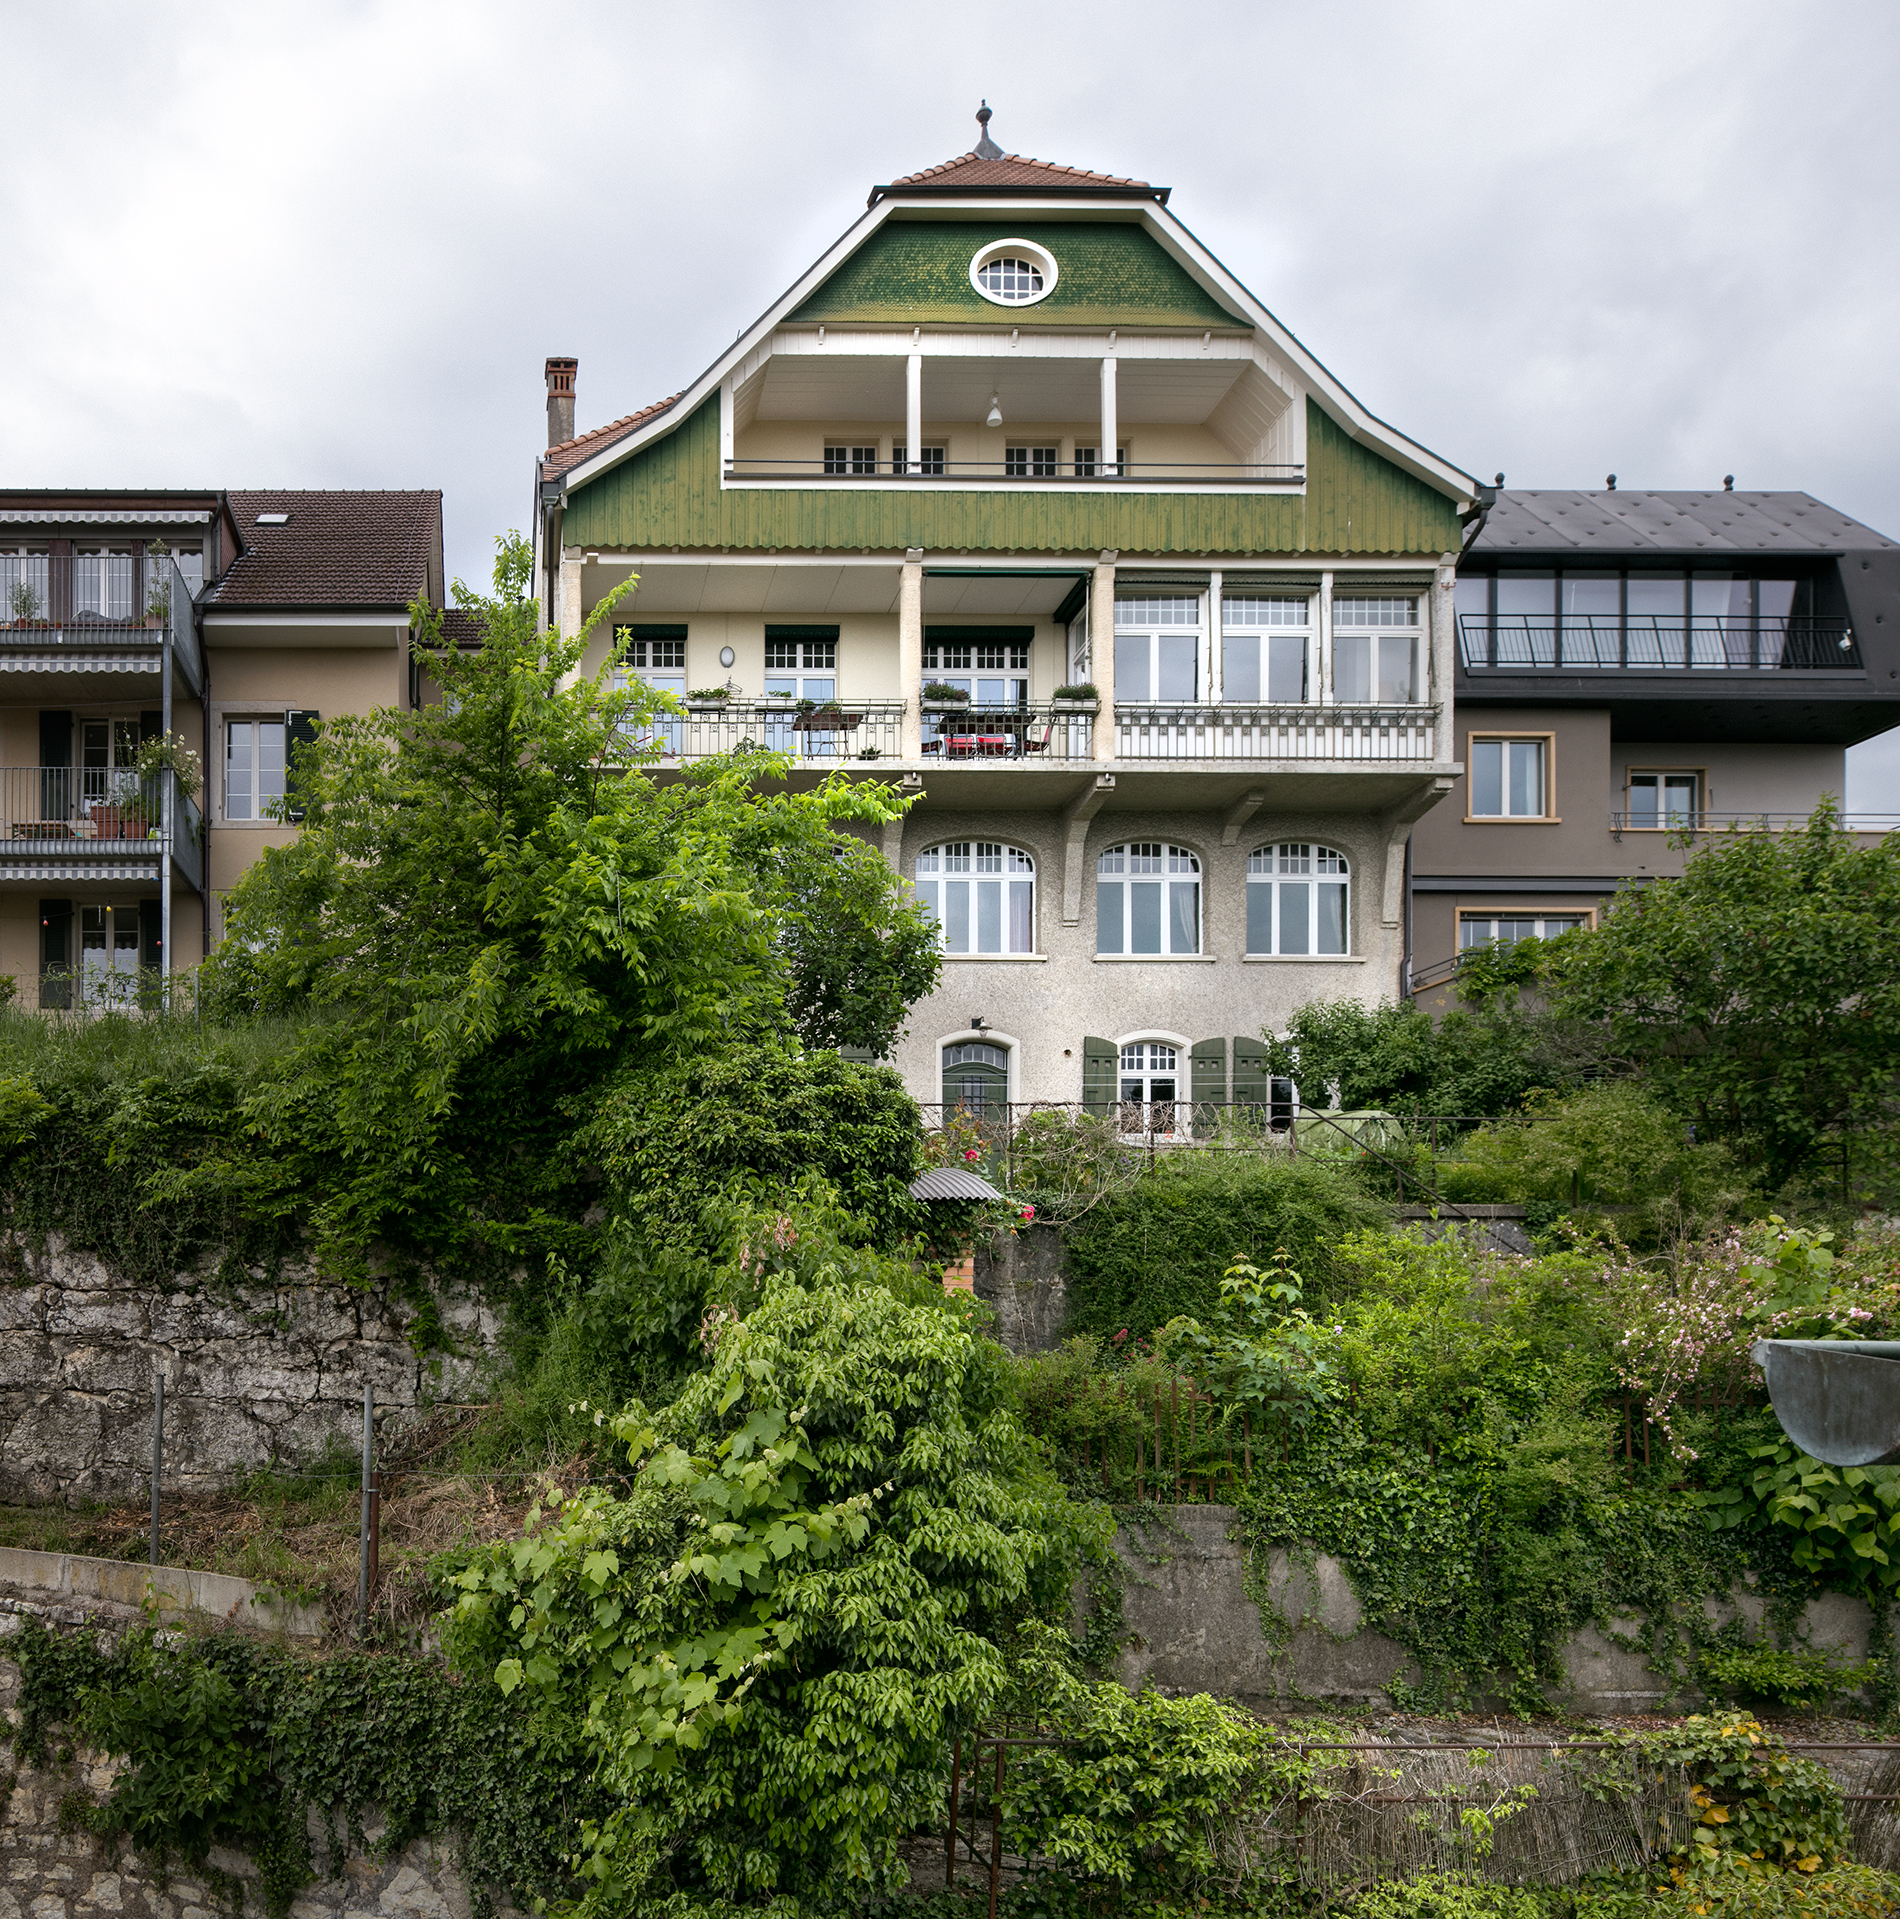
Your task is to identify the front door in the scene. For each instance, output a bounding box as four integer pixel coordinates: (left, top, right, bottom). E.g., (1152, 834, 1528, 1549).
(78, 904, 141, 1005)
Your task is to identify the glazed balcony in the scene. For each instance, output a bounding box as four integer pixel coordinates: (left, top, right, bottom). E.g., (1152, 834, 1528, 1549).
(1457, 613, 1859, 672)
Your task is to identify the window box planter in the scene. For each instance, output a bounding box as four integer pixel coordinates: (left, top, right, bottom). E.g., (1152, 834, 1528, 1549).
(1049, 698, 1099, 714)
(921, 698, 973, 714)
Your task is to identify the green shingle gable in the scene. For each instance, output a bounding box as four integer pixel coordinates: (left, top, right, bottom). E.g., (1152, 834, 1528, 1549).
(561, 396, 1461, 557)
(790, 220, 1245, 330)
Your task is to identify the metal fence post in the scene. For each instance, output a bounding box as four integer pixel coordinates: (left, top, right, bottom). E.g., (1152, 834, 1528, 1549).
(357, 1383, 374, 1628)
(149, 1373, 164, 1567)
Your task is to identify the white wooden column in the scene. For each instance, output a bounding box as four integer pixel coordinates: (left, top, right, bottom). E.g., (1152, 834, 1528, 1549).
(1099, 348, 1118, 473)
(1430, 555, 1458, 733)
(1090, 552, 1117, 762)
(1206, 568, 1223, 703)
(899, 548, 924, 759)
(905, 355, 922, 476)
(1318, 569, 1335, 705)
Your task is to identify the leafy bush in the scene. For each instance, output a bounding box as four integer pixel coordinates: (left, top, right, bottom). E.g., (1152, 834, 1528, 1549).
(1702, 1442, 1900, 1601)
(444, 1213, 1106, 1915)
(1063, 1151, 1386, 1337)
(1698, 1640, 1871, 1712)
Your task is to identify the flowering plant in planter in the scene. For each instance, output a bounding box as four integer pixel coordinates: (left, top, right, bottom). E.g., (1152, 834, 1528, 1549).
(132, 732, 203, 801)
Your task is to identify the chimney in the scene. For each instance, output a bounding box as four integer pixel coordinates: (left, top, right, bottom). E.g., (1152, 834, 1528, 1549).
(545, 356, 577, 447)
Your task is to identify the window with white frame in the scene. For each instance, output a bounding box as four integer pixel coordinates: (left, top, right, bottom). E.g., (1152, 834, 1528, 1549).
(823, 445, 879, 475)
(1074, 446, 1127, 477)
(1626, 771, 1700, 828)
(1222, 596, 1312, 703)
(1247, 844, 1349, 955)
(1113, 597, 1201, 703)
(923, 635, 1030, 707)
(763, 636, 837, 702)
(1470, 736, 1550, 818)
(1460, 913, 1587, 950)
(1119, 1040, 1179, 1105)
(72, 549, 134, 621)
(226, 718, 286, 821)
(970, 241, 1057, 306)
(612, 630, 687, 753)
(915, 843, 1036, 954)
(893, 444, 945, 475)
(0, 549, 49, 621)
(1096, 843, 1201, 954)
(1332, 596, 1420, 703)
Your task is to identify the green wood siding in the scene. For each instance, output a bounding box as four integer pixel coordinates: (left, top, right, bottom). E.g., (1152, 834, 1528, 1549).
(791, 220, 1243, 330)
(561, 396, 1463, 558)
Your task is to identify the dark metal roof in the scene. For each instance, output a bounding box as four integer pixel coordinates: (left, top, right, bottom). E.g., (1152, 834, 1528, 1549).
(908, 1167, 1005, 1202)
(1470, 490, 1899, 557)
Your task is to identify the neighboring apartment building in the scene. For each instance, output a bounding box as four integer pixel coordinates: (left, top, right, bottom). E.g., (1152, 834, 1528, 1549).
(1408, 488, 1900, 998)
(531, 112, 1482, 1116)
(0, 489, 443, 1005)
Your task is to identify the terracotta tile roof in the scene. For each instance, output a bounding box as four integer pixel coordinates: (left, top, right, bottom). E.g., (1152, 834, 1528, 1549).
(877, 151, 1161, 197)
(211, 491, 441, 609)
(541, 393, 683, 475)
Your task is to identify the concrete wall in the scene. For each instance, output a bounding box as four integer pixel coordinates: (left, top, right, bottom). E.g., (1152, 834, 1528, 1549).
(1113, 1504, 1872, 1715)
(0, 1235, 505, 1503)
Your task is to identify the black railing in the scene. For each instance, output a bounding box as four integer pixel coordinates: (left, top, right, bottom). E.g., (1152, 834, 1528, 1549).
(1457, 613, 1860, 670)
(723, 457, 1304, 485)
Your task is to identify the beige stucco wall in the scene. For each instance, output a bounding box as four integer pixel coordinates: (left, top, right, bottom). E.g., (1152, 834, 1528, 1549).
(885, 803, 1402, 1106)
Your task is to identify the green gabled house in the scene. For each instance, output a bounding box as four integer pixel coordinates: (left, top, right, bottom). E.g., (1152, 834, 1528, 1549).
(532, 109, 1479, 1118)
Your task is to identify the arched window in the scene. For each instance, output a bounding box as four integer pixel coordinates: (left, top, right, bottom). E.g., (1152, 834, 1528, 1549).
(1096, 843, 1200, 954)
(942, 1040, 1009, 1111)
(1246, 844, 1349, 955)
(915, 843, 1035, 954)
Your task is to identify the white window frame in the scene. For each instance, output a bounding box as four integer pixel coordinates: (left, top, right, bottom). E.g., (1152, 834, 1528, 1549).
(1113, 596, 1203, 704)
(1004, 445, 1059, 478)
(1624, 768, 1703, 830)
(224, 715, 287, 824)
(1468, 732, 1556, 821)
(1332, 595, 1422, 704)
(1222, 596, 1313, 705)
(893, 443, 945, 476)
(1096, 842, 1202, 956)
(1074, 445, 1128, 477)
(1246, 844, 1350, 956)
(969, 238, 1059, 308)
(915, 842, 1037, 956)
(1459, 911, 1593, 951)
(76, 902, 144, 1006)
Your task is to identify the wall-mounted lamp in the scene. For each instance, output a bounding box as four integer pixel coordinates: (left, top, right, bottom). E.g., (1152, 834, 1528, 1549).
(985, 394, 1003, 428)
(719, 646, 735, 667)
(969, 1015, 987, 1032)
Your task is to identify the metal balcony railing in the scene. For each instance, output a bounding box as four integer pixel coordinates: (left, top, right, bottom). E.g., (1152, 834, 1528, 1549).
(1114, 701, 1438, 761)
(1458, 613, 1860, 670)
(624, 699, 908, 763)
(0, 554, 203, 692)
(0, 767, 204, 888)
(722, 457, 1305, 485)
(1610, 808, 1900, 839)
(920, 702, 1094, 762)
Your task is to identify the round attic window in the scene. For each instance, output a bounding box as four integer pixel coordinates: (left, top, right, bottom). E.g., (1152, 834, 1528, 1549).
(970, 238, 1058, 308)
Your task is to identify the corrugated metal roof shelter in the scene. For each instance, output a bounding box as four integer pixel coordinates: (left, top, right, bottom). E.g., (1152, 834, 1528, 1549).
(908, 1167, 1004, 1202)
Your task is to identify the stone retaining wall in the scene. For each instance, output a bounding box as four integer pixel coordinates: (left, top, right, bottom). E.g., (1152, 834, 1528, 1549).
(0, 1236, 505, 1502)
(1114, 1504, 1874, 1713)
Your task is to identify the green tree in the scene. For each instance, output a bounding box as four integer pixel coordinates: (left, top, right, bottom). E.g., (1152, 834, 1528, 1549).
(192, 534, 935, 1279)
(1549, 802, 1900, 1189)
(444, 1209, 1104, 1914)
(1263, 994, 1596, 1119)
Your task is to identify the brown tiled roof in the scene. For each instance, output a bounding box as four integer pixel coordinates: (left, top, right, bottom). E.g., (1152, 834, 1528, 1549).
(877, 152, 1160, 196)
(541, 394, 683, 475)
(211, 491, 441, 609)
(438, 607, 488, 648)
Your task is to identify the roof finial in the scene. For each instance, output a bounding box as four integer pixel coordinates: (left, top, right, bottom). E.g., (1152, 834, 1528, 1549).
(974, 100, 1003, 160)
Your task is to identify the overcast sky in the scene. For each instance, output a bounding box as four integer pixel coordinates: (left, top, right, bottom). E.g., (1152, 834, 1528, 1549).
(6, 0, 1899, 802)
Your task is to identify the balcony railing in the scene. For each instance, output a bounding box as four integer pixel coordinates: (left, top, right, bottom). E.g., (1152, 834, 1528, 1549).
(0, 767, 204, 889)
(1114, 702, 1437, 761)
(628, 699, 908, 763)
(722, 458, 1305, 485)
(920, 703, 1094, 763)
(0, 554, 204, 691)
(1610, 809, 1900, 840)
(1458, 613, 1860, 671)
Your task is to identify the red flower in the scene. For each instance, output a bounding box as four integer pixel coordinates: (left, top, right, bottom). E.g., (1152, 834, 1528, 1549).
(963, 1147, 979, 1161)
(1020, 1205, 1035, 1222)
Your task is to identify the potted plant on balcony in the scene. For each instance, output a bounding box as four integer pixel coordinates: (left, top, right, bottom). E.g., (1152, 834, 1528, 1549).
(133, 732, 203, 800)
(143, 540, 173, 628)
(921, 680, 970, 710)
(685, 685, 733, 708)
(1052, 682, 1100, 710)
(8, 580, 45, 628)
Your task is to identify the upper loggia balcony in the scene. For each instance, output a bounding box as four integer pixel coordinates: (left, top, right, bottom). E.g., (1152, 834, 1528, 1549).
(0, 553, 206, 698)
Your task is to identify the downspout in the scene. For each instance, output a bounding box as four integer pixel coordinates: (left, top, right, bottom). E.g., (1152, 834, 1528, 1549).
(1460, 477, 1499, 556)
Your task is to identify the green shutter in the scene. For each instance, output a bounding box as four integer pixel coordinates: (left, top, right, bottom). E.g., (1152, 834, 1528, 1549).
(1191, 1037, 1227, 1139)
(1233, 1037, 1270, 1107)
(285, 710, 320, 823)
(1082, 1036, 1117, 1114)
(39, 898, 71, 1011)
